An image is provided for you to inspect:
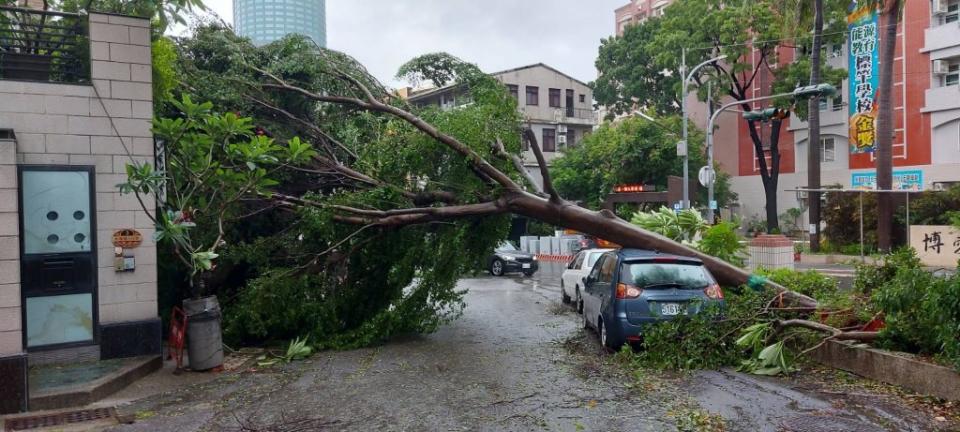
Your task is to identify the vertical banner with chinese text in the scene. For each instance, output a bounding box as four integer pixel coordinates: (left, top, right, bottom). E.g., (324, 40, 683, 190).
(847, 3, 879, 154)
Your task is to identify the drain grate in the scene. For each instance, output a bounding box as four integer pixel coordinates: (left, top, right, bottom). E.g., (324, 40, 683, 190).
(780, 414, 877, 432)
(4, 407, 115, 431)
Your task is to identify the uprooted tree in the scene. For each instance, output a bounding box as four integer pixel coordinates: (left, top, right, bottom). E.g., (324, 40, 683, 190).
(160, 26, 887, 350)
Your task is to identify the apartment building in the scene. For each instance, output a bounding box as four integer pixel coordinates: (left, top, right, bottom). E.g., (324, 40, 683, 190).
(0, 8, 160, 413)
(406, 63, 597, 191)
(726, 0, 960, 220)
(614, 0, 675, 36)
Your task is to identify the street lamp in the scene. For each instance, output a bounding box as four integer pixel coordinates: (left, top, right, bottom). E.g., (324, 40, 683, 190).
(703, 83, 836, 224)
(681, 51, 727, 209)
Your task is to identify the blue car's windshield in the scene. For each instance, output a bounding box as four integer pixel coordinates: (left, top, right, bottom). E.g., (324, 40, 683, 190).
(621, 262, 712, 289)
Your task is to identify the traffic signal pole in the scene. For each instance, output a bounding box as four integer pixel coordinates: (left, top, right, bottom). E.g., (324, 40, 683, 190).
(705, 84, 835, 224)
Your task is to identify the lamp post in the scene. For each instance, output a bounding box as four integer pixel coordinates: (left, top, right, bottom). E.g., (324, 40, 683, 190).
(704, 84, 836, 224)
(681, 51, 727, 209)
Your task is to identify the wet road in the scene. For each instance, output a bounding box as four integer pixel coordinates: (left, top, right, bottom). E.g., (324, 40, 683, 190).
(107, 263, 950, 431)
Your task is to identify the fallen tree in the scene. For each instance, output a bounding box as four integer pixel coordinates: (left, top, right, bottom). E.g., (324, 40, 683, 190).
(224, 49, 819, 310)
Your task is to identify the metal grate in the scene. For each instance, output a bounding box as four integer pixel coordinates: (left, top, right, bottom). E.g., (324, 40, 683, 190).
(0, 6, 90, 84)
(779, 415, 876, 432)
(4, 407, 115, 431)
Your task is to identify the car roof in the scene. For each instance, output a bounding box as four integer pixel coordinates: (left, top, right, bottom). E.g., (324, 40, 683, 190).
(615, 248, 703, 263)
(581, 248, 615, 254)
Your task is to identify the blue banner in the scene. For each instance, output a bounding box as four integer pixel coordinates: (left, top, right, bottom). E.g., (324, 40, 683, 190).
(851, 170, 924, 191)
(847, 3, 879, 154)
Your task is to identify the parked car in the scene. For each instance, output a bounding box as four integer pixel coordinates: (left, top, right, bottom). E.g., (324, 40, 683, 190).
(561, 248, 614, 313)
(581, 249, 724, 351)
(488, 241, 538, 276)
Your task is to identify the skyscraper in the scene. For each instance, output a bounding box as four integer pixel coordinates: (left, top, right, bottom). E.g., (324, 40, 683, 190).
(233, 0, 326, 47)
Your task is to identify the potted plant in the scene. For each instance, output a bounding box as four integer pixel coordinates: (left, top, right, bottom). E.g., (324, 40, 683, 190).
(794, 242, 803, 262)
(120, 96, 315, 371)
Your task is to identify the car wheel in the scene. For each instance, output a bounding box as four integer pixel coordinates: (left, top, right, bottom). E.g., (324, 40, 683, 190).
(599, 319, 621, 352)
(561, 282, 571, 304)
(490, 259, 504, 276)
(575, 287, 583, 314)
(523, 270, 536, 277)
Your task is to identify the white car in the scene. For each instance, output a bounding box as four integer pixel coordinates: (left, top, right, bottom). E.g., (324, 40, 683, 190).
(561, 248, 614, 313)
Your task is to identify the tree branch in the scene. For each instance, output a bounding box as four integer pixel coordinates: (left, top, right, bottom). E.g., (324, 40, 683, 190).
(491, 137, 546, 197)
(523, 128, 561, 203)
(252, 65, 520, 191)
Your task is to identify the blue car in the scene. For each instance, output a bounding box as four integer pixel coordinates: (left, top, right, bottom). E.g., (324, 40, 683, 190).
(581, 249, 725, 351)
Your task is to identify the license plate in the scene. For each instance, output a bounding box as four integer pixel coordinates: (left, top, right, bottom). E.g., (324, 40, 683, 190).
(661, 303, 683, 316)
(522, 263, 531, 269)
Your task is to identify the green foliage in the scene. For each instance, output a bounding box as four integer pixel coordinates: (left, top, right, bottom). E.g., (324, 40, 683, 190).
(593, 17, 680, 117)
(151, 37, 178, 109)
(631, 207, 705, 243)
(697, 222, 747, 267)
(756, 268, 838, 300)
(395, 52, 483, 88)
(630, 288, 770, 370)
(118, 95, 316, 292)
(551, 116, 732, 209)
(771, 57, 847, 120)
(853, 247, 921, 295)
(898, 185, 960, 226)
(60, 0, 206, 33)
(257, 336, 313, 366)
(168, 29, 521, 348)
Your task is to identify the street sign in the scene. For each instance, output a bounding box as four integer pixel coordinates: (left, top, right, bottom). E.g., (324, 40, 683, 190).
(673, 202, 681, 214)
(709, 200, 718, 210)
(676, 140, 687, 157)
(698, 166, 715, 187)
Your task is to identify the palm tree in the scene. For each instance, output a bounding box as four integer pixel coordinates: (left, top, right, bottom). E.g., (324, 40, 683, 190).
(874, 0, 901, 251)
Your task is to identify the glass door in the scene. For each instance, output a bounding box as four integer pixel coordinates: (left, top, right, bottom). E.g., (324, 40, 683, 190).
(19, 167, 97, 349)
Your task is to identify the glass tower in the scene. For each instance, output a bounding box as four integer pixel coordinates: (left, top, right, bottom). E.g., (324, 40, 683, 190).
(233, 0, 326, 47)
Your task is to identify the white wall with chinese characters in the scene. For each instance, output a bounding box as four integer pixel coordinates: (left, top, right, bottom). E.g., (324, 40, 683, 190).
(910, 225, 960, 267)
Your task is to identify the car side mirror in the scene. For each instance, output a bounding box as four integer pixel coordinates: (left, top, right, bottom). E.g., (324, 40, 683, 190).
(584, 276, 594, 285)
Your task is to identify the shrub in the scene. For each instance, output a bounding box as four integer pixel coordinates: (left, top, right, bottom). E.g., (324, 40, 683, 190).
(866, 249, 960, 369)
(756, 268, 838, 300)
(631, 288, 770, 370)
(697, 222, 747, 268)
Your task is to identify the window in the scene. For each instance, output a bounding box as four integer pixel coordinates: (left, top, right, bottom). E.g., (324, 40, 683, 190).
(597, 254, 617, 284)
(832, 85, 843, 111)
(579, 94, 586, 103)
(542, 129, 556, 152)
(567, 129, 577, 147)
(945, 0, 959, 24)
(507, 84, 519, 101)
(946, 62, 960, 87)
(830, 43, 843, 58)
(820, 137, 836, 162)
(818, 97, 828, 111)
(526, 86, 539, 106)
(549, 88, 561, 107)
(569, 252, 585, 270)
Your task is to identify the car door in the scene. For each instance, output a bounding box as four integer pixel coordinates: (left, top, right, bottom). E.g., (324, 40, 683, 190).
(563, 252, 585, 296)
(595, 255, 619, 325)
(583, 254, 613, 328)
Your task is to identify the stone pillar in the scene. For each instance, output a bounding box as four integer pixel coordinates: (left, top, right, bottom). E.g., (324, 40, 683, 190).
(0, 138, 28, 414)
(747, 234, 796, 271)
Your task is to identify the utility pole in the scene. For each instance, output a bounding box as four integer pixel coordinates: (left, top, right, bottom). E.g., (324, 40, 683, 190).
(681, 52, 726, 211)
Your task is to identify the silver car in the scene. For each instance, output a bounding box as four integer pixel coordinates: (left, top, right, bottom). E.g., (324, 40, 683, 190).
(561, 248, 614, 314)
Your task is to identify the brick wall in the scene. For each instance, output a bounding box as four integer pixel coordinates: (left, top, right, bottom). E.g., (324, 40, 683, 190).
(0, 12, 157, 358)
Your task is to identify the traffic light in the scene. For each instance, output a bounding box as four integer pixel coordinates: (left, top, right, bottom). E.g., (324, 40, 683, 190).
(793, 83, 837, 98)
(742, 108, 790, 122)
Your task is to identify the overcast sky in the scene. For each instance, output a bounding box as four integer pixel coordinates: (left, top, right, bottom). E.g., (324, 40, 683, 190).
(197, 0, 625, 87)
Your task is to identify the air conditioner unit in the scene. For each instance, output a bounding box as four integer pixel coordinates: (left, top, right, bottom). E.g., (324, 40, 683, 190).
(558, 124, 568, 134)
(933, 59, 950, 75)
(933, 182, 946, 191)
(933, 0, 949, 14)
(558, 135, 568, 145)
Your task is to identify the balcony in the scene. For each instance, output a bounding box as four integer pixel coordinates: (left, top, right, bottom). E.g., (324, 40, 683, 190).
(557, 107, 596, 126)
(0, 7, 89, 84)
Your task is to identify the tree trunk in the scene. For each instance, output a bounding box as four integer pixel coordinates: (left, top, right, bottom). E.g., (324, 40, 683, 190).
(498, 190, 818, 309)
(876, 0, 900, 252)
(764, 119, 784, 233)
(808, 0, 824, 252)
